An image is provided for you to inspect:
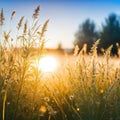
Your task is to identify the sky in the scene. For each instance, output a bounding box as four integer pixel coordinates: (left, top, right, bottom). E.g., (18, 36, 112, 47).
(0, 0, 120, 48)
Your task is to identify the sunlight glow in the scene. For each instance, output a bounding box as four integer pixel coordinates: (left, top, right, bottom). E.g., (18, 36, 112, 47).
(38, 56, 58, 72)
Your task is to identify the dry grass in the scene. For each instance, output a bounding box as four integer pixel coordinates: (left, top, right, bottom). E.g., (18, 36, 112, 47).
(0, 6, 120, 120)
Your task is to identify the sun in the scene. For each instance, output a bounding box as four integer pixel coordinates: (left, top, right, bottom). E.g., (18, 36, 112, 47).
(38, 56, 58, 72)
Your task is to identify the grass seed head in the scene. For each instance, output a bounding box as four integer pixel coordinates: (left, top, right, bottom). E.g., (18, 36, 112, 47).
(0, 8, 5, 26)
(11, 11, 16, 20)
(33, 5, 40, 19)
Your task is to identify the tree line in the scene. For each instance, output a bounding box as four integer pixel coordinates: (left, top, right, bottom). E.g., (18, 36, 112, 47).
(74, 13, 120, 55)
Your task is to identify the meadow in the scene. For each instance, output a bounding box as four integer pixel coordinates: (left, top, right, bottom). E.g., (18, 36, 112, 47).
(0, 6, 120, 120)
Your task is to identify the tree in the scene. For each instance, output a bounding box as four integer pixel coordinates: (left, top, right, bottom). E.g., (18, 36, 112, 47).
(57, 42, 63, 51)
(99, 13, 120, 55)
(74, 19, 98, 53)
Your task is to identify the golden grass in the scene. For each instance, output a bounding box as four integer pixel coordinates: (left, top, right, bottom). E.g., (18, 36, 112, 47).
(0, 6, 120, 120)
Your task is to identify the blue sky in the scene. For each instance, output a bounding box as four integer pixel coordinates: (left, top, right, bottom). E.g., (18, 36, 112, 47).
(0, 0, 120, 48)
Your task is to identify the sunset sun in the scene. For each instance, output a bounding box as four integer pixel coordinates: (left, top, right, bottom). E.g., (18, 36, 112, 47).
(38, 56, 58, 72)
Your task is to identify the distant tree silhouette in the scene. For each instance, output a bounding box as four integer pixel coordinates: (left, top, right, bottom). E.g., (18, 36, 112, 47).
(99, 13, 120, 55)
(74, 19, 98, 53)
(57, 42, 62, 51)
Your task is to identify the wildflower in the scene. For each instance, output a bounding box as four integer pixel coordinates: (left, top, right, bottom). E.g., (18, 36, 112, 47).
(53, 111, 57, 115)
(69, 95, 74, 100)
(39, 105, 47, 113)
(100, 89, 104, 94)
(44, 97, 50, 102)
(7, 102, 10, 105)
(76, 108, 80, 112)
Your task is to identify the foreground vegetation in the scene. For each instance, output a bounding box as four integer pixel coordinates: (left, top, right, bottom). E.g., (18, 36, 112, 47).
(0, 6, 120, 120)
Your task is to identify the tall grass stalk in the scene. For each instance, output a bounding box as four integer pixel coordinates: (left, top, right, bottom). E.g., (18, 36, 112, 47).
(105, 45, 113, 81)
(2, 91, 6, 120)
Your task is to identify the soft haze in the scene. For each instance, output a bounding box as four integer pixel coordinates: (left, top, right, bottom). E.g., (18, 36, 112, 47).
(0, 0, 120, 48)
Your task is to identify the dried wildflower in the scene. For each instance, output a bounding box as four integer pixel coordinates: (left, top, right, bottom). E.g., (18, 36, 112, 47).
(33, 5, 40, 19)
(17, 16, 24, 30)
(11, 11, 16, 20)
(0, 8, 5, 26)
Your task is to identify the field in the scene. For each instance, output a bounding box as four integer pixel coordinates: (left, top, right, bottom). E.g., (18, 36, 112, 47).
(0, 7, 120, 120)
(1, 45, 120, 120)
